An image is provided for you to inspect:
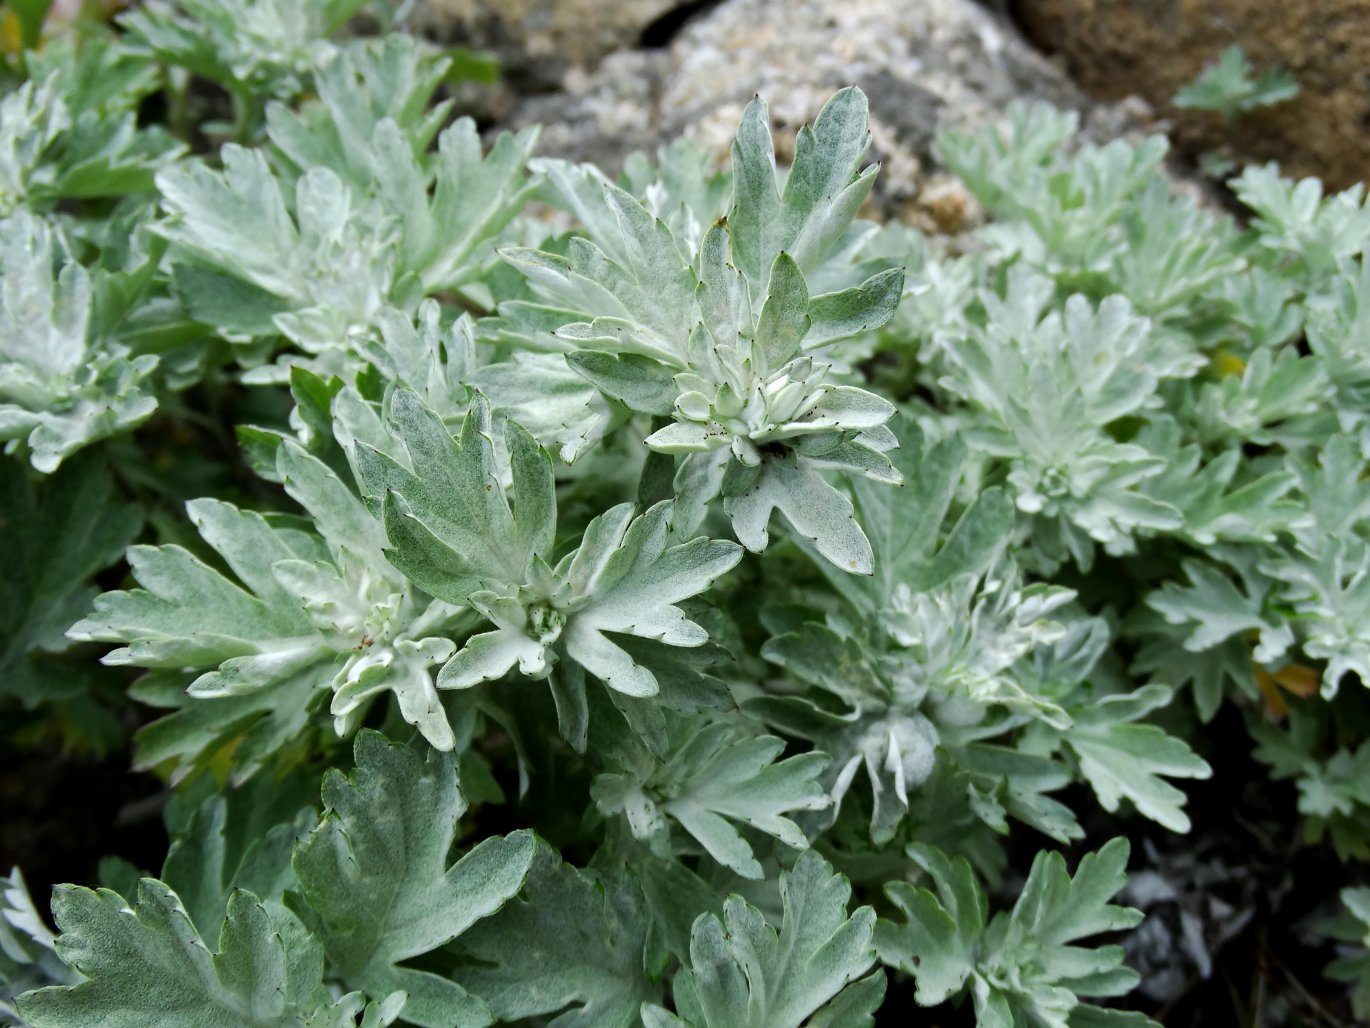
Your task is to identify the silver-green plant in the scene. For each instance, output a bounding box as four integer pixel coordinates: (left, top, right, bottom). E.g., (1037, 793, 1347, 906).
(5, 8, 1369, 1025)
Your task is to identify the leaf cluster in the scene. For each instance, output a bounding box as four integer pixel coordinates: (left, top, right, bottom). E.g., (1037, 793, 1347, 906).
(2, 10, 1367, 1025)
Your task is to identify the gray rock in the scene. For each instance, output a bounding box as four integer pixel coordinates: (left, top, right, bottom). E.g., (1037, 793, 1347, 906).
(412, 0, 690, 90)
(500, 0, 1093, 230)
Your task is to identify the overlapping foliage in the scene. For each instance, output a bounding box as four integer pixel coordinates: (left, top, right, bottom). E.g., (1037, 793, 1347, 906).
(1, 2, 1367, 1025)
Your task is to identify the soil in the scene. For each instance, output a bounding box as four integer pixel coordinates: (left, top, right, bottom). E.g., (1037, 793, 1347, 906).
(0, 744, 168, 907)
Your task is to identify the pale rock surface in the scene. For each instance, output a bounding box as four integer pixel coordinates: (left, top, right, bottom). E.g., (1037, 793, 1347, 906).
(502, 0, 1094, 229)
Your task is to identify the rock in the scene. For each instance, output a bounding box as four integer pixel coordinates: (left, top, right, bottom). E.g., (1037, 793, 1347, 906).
(1014, 0, 1370, 189)
(512, 52, 669, 160)
(502, 0, 1095, 229)
(412, 0, 691, 91)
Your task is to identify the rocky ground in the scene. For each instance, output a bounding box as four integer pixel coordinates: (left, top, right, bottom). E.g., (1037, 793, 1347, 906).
(418, 0, 1364, 214)
(424, 0, 1111, 235)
